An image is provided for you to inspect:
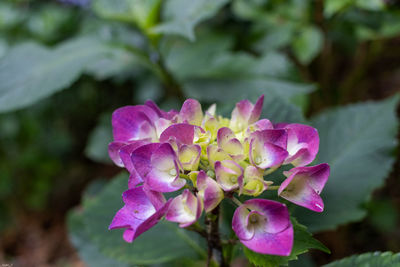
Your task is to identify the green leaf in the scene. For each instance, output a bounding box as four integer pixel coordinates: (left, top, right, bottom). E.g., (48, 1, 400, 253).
(162, 31, 313, 122)
(68, 211, 130, 267)
(323, 0, 352, 18)
(0, 2, 25, 30)
(323, 251, 400, 267)
(243, 219, 329, 267)
(291, 26, 323, 65)
(0, 37, 115, 113)
(355, 0, 385, 11)
(253, 25, 295, 53)
(92, 0, 162, 33)
(85, 47, 140, 80)
(26, 4, 75, 42)
(294, 96, 399, 232)
(0, 39, 7, 58)
(152, 0, 229, 41)
(68, 173, 207, 265)
(162, 32, 234, 81)
(84, 113, 112, 164)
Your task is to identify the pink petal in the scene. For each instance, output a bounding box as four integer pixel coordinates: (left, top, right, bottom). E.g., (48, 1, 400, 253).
(197, 171, 224, 212)
(215, 160, 243, 191)
(241, 223, 293, 256)
(159, 123, 196, 145)
(279, 164, 329, 212)
(112, 105, 159, 142)
(217, 127, 236, 148)
(249, 139, 288, 169)
(108, 141, 127, 167)
(119, 140, 148, 173)
(232, 199, 293, 256)
(166, 189, 202, 227)
(128, 172, 142, 188)
(276, 123, 319, 166)
(145, 100, 178, 120)
(108, 186, 171, 243)
(232, 205, 255, 241)
(131, 143, 160, 178)
(251, 129, 288, 149)
(179, 99, 203, 126)
(248, 95, 264, 124)
(244, 199, 290, 234)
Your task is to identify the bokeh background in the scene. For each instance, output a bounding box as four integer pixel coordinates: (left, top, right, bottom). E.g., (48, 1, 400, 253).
(0, 0, 400, 266)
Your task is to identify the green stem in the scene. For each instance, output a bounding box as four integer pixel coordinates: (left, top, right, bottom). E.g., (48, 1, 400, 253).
(205, 206, 226, 267)
(180, 173, 189, 179)
(230, 197, 242, 207)
(264, 167, 278, 176)
(267, 185, 280, 190)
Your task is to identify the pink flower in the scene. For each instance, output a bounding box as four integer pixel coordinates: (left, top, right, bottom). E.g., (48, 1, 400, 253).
(249, 129, 288, 169)
(196, 170, 224, 212)
(232, 199, 293, 256)
(131, 143, 186, 192)
(278, 163, 330, 212)
(230, 95, 264, 132)
(166, 189, 202, 227)
(107, 96, 330, 255)
(215, 160, 244, 191)
(275, 123, 319, 167)
(109, 186, 171, 242)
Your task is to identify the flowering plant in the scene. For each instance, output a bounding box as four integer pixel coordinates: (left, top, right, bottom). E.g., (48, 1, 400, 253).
(107, 95, 330, 264)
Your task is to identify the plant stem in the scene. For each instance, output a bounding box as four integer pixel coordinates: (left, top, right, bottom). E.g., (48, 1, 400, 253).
(185, 222, 207, 239)
(264, 167, 278, 176)
(230, 197, 242, 207)
(267, 185, 280, 190)
(205, 206, 226, 267)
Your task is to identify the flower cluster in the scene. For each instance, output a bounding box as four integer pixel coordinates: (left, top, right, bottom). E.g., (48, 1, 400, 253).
(108, 96, 330, 256)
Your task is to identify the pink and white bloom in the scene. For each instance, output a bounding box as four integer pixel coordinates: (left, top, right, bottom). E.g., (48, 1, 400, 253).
(232, 199, 293, 256)
(166, 189, 202, 227)
(144, 100, 178, 120)
(217, 127, 245, 162)
(245, 119, 274, 138)
(160, 123, 198, 145)
(178, 99, 203, 126)
(207, 145, 230, 167)
(230, 95, 264, 132)
(249, 129, 288, 169)
(131, 143, 186, 192)
(215, 160, 244, 191)
(109, 186, 170, 242)
(111, 105, 160, 142)
(275, 123, 319, 167)
(197, 171, 224, 212)
(108, 96, 330, 255)
(159, 123, 202, 171)
(278, 163, 330, 212)
(240, 166, 271, 196)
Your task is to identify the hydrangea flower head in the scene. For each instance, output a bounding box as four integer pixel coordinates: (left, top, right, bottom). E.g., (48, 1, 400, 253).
(108, 96, 330, 256)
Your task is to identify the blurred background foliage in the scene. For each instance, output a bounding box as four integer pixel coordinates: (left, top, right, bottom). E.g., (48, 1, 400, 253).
(0, 0, 400, 266)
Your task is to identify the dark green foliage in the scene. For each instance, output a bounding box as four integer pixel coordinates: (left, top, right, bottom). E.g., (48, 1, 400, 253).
(323, 251, 400, 267)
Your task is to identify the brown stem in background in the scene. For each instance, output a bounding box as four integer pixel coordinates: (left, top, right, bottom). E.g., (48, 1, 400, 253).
(205, 205, 226, 267)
